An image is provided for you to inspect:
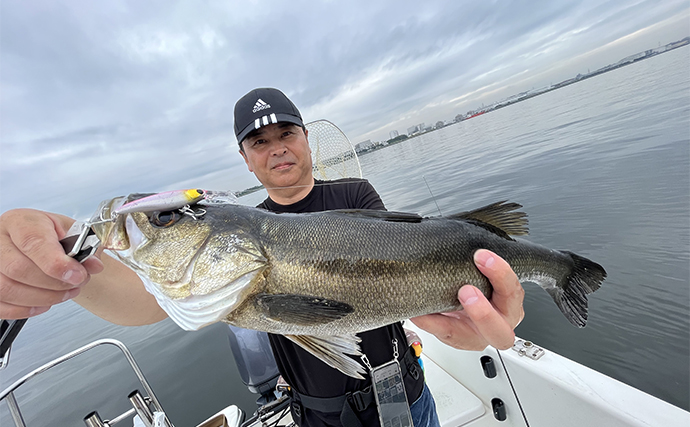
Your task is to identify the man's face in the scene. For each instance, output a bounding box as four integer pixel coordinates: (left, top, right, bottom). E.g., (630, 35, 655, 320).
(239, 123, 313, 190)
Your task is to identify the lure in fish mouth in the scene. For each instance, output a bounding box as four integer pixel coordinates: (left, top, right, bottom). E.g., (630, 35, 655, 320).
(92, 193, 607, 379)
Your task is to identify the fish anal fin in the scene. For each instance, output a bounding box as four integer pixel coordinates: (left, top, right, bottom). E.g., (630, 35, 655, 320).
(286, 334, 366, 379)
(255, 293, 353, 326)
(449, 201, 529, 237)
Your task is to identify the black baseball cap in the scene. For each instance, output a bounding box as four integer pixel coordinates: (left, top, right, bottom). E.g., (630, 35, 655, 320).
(234, 88, 304, 145)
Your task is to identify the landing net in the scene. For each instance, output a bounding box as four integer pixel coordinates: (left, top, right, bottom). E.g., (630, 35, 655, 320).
(306, 120, 362, 180)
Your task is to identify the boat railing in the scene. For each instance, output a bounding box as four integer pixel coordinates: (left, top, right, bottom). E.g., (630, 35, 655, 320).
(0, 338, 173, 427)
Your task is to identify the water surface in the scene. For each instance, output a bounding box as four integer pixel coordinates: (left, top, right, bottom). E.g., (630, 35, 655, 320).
(1, 47, 688, 425)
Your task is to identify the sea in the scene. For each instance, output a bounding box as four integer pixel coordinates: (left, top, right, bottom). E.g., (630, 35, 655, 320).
(1, 47, 688, 426)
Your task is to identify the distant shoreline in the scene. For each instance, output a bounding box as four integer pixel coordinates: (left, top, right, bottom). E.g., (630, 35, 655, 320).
(356, 36, 689, 156)
(238, 37, 689, 197)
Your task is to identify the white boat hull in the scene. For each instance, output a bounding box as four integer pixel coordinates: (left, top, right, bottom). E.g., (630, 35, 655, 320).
(408, 324, 690, 427)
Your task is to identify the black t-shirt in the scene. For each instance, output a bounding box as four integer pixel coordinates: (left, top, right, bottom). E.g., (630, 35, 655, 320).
(257, 178, 425, 427)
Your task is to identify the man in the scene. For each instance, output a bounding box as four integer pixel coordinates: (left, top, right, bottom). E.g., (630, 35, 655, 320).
(0, 88, 525, 426)
(235, 88, 434, 426)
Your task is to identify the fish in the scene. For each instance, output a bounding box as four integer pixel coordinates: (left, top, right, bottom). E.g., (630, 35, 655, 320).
(91, 195, 606, 379)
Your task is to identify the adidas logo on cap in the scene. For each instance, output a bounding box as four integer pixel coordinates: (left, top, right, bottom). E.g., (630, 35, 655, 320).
(252, 99, 271, 113)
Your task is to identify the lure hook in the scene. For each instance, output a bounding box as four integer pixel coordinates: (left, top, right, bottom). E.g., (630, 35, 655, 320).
(179, 205, 206, 220)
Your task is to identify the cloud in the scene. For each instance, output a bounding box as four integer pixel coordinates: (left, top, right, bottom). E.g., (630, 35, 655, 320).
(1, 0, 688, 216)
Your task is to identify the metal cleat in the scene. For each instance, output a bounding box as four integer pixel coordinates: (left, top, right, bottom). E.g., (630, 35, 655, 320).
(511, 339, 545, 360)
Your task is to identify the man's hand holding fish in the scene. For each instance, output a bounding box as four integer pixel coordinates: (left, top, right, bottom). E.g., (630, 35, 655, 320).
(411, 248, 526, 351)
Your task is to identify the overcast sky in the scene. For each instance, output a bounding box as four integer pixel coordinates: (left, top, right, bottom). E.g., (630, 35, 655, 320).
(1, 0, 688, 217)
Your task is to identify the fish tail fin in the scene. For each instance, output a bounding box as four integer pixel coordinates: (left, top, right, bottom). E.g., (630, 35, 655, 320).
(547, 251, 607, 328)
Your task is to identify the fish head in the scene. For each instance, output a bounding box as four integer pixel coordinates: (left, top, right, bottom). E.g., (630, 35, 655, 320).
(92, 193, 267, 329)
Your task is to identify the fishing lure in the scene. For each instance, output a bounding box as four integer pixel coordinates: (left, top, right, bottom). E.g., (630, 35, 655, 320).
(113, 189, 206, 216)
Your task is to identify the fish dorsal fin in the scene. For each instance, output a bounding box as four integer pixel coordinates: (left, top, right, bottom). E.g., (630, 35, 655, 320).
(255, 293, 353, 325)
(448, 201, 529, 238)
(326, 209, 423, 223)
(286, 334, 366, 379)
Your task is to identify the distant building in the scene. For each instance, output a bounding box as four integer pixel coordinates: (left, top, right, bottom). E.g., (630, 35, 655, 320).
(418, 123, 425, 132)
(617, 51, 646, 66)
(389, 130, 399, 139)
(669, 37, 689, 49)
(407, 125, 418, 135)
(355, 140, 375, 152)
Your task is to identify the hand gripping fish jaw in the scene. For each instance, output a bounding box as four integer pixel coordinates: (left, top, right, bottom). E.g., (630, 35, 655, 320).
(2, 189, 230, 382)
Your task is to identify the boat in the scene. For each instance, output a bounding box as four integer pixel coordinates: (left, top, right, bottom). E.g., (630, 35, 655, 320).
(2, 322, 688, 427)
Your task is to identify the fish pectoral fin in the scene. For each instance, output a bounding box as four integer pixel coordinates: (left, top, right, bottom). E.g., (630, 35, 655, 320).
(255, 293, 353, 325)
(448, 200, 529, 237)
(326, 209, 423, 223)
(286, 334, 367, 379)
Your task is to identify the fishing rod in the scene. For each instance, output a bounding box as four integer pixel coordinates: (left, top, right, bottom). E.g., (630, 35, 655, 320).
(0, 319, 26, 369)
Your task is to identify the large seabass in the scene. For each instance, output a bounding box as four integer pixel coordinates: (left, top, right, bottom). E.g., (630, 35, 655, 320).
(93, 195, 607, 378)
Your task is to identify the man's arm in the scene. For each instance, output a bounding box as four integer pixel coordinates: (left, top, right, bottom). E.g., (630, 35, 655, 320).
(0, 208, 167, 325)
(73, 252, 168, 325)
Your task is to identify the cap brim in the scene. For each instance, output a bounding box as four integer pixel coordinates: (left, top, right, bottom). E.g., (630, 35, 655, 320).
(237, 114, 304, 145)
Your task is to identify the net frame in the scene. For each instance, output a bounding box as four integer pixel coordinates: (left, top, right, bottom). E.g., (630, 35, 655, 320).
(305, 120, 363, 180)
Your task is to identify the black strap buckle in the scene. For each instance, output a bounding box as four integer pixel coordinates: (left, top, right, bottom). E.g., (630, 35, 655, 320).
(291, 401, 302, 418)
(409, 362, 420, 380)
(348, 386, 372, 412)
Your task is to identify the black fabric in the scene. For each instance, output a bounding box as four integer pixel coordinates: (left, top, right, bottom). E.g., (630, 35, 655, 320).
(289, 346, 422, 425)
(257, 178, 386, 213)
(257, 178, 425, 427)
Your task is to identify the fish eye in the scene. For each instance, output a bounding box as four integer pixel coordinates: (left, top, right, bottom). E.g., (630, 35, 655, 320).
(150, 210, 180, 228)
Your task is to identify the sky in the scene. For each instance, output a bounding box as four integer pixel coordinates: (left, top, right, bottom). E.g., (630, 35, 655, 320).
(1, 0, 688, 217)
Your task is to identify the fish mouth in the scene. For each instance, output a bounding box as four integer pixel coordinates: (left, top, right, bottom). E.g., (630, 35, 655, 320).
(91, 196, 127, 222)
(90, 196, 130, 250)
